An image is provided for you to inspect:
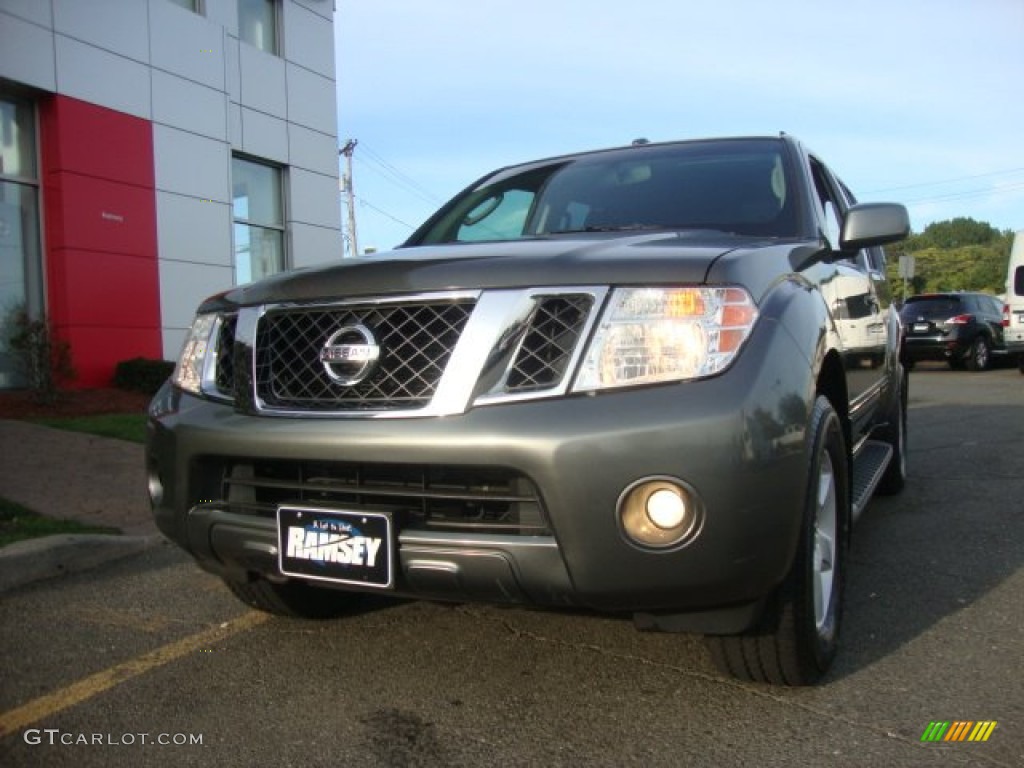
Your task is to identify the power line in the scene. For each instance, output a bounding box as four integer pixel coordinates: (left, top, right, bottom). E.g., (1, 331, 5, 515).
(866, 167, 1024, 195)
(360, 143, 443, 202)
(355, 196, 418, 231)
(900, 180, 1024, 205)
(355, 143, 445, 206)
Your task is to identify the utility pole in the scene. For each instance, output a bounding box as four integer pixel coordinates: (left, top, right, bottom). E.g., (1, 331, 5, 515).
(340, 139, 359, 257)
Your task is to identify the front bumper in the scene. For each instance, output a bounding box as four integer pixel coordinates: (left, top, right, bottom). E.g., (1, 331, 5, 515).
(147, 319, 811, 627)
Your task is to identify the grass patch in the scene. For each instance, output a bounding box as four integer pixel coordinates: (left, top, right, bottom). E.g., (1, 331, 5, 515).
(0, 496, 121, 548)
(32, 413, 147, 444)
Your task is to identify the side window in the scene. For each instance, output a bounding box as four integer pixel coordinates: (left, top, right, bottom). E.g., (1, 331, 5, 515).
(867, 246, 887, 273)
(457, 189, 534, 242)
(809, 159, 842, 248)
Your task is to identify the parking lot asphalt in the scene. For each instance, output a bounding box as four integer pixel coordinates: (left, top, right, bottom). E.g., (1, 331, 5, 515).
(0, 365, 1021, 767)
(0, 419, 160, 593)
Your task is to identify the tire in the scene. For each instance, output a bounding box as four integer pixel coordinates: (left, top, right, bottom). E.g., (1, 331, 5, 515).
(877, 364, 907, 495)
(224, 576, 362, 619)
(1018, 354, 1024, 374)
(965, 336, 990, 371)
(706, 395, 849, 686)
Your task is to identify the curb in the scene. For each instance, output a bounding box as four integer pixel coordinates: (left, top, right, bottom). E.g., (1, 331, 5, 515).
(0, 533, 165, 594)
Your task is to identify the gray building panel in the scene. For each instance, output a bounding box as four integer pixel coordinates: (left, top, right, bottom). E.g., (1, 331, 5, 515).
(0, 11, 56, 91)
(54, 0, 150, 65)
(152, 70, 229, 141)
(55, 34, 152, 119)
(285, 62, 336, 134)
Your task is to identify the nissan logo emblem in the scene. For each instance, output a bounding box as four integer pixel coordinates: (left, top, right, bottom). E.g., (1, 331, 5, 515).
(320, 324, 381, 385)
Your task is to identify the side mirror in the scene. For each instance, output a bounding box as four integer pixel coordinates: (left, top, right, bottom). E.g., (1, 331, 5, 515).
(840, 202, 910, 251)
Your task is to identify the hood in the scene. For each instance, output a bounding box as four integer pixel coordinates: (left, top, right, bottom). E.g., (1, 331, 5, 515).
(211, 231, 781, 310)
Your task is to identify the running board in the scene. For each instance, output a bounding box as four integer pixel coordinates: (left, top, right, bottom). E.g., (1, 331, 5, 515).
(851, 440, 892, 524)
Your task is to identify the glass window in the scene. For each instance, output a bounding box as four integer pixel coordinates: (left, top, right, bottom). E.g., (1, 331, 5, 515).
(239, 0, 279, 55)
(408, 139, 797, 246)
(0, 95, 43, 388)
(168, 0, 202, 12)
(0, 99, 36, 179)
(457, 190, 535, 242)
(232, 156, 285, 285)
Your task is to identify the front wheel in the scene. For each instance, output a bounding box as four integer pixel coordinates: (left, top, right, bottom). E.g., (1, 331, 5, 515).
(706, 395, 849, 685)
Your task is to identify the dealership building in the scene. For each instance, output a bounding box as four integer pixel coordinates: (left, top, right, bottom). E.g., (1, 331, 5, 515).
(0, 0, 342, 387)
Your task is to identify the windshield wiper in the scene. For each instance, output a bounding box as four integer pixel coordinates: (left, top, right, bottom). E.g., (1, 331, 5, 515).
(548, 224, 667, 234)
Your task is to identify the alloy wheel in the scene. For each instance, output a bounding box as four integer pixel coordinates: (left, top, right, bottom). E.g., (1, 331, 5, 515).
(812, 452, 838, 631)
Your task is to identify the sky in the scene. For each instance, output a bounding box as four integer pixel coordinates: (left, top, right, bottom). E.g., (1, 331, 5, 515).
(334, 0, 1024, 255)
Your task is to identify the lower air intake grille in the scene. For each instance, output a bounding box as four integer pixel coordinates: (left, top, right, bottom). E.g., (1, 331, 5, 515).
(217, 460, 549, 536)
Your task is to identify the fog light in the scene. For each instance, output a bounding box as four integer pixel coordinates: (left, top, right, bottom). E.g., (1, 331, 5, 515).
(618, 478, 702, 549)
(647, 488, 687, 529)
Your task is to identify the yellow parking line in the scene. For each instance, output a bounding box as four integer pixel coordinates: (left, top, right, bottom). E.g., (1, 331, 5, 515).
(0, 611, 269, 738)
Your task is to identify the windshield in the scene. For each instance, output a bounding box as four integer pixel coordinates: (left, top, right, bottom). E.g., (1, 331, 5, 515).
(406, 139, 797, 245)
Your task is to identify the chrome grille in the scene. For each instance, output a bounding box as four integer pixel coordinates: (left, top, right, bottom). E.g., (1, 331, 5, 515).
(217, 460, 549, 535)
(507, 295, 593, 392)
(255, 300, 474, 412)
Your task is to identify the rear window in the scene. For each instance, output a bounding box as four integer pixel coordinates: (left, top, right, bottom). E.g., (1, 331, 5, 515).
(900, 296, 964, 320)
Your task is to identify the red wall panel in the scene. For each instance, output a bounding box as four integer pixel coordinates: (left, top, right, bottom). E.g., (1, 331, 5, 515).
(40, 97, 155, 188)
(44, 174, 157, 255)
(48, 249, 161, 328)
(62, 327, 162, 389)
(39, 95, 161, 387)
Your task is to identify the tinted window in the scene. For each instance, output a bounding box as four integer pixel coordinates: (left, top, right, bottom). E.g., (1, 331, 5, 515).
(408, 139, 797, 245)
(900, 296, 964, 321)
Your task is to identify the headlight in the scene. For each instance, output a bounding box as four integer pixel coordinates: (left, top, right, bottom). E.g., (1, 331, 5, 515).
(574, 286, 757, 391)
(173, 313, 219, 395)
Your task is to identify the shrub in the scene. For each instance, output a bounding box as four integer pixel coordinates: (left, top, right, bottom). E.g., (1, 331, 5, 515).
(5, 308, 75, 403)
(114, 357, 175, 395)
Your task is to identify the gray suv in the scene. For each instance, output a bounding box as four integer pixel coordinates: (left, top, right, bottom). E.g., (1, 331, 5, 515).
(147, 135, 910, 685)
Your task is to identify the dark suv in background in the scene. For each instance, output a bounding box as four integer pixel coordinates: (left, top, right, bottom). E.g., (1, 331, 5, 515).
(900, 292, 1007, 371)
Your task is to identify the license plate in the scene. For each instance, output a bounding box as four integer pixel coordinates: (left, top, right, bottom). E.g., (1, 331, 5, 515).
(277, 506, 393, 589)
(912, 323, 930, 333)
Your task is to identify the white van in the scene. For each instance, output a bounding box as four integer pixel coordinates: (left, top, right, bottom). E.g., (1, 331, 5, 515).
(1005, 230, 1024, 373)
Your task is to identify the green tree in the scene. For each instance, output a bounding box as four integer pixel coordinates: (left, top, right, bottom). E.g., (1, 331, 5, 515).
(884, 218, 1012, 300)
(916, 217, 998, 248)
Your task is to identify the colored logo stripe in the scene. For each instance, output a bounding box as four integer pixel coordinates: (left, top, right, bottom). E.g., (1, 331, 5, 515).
(968, 721, 997, 742)
(920, 721, 997, 742)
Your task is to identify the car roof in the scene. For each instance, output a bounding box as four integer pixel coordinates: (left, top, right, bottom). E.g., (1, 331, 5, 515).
(484, 134, 797, 176)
